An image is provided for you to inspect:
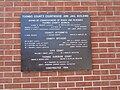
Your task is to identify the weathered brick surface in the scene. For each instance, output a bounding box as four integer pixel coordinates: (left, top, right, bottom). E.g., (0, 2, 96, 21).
(1, 1, 120, 90)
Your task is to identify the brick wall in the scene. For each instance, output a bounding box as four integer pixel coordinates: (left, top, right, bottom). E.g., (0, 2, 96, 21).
(0, 0, 120, 90)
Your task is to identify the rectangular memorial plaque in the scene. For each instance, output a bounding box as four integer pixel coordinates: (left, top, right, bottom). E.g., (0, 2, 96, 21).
(21, 14, 92, 72)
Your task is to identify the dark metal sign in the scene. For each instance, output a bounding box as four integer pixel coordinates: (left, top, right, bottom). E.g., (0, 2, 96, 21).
(21, 14, 92, 72)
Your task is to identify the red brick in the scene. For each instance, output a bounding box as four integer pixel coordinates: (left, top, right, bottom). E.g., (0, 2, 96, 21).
(115, 22, 120, 26)
(108, 48, 120, 52)
(14, 39, 20, 44)
(98, 12, 113, 16)
(0, 78, 12, 83)
(67, 76, 83, 81)
(14, 34, 20, 38)
(65, 2, 80, 6)
(5, 50, 20, 55)
(0, 23, 4, 28)
(58, 71, 74, 76)
(41, 71, 57, 76)
(91, 43, 98, 47)
(93, 59, 108, 64)
(0, 51, 4, 55)
(5, 28, 20, 33)
(110, 70, 120, 74)
(14, 56, 21, 61)
(100, 64, 116, 69)
(110, 81, 120, 85)
(93, 70, 100, 75)
(0, 18, 4, 22)
(39, 2, 47, 6)
(98, 2, 112, 5)
(107, 27, 120, 31)
(99, 70, 109, 75)
(0, 34, 12, 38)
(59, 83, 74, 87)
(13, 67, 21, 71)
(93, 65, 100, 69)
(92, 54, 99, 58)
(0, 67, 12, 72)
(109, 59, 120, 63)
(22, 72, 39, 77)
(102, 87, 117, 90)
(92, 48, 107, 53)
(0, 62, 3, 66)
(40, 7, 55, 11)
(99, 43, 114, 47)
(30, 2, 39, 6)
(84, 87, 100, 90)
(84, 76, 100, 81)
(64, 7, 72, 11)
(90, 6, 104, 11)
(67, 88, 83, 90)
(117, 64, 120, 68)
(114, 11, 120, 15)
(6, 7, 21, 12)
(23, 84, 39, 88)
(0, 8, 4, 12)
(90, 17, 105, 21)
(76, 70, 92, 75)
(108, 38, 120, 42)
(5, 18, 20, 22)
(23, 7, 38, 11)
(89, 12, 97, 16)
(101, 75, 117, 80)
(13, 78, 30, 83)
(48, 2, 64, 6)
(31, 78, 48, 82)
(81, 2, 96, 6)
(76, 82, 92, 87)
(113, 2, 120, 5)
(0, 56, 12, 60)
(49, 77, 65, 82)
(116, 54, 120, 58)
(5, 23, 12, 27)
(55, 7, 64, 11)
(0, 85, 3, 89)
(5, 39, 13, 44)
(99, 22, 115, 26)
(5, 84, 21, 89)
(106, 6, 120, 10)
(14, 2, 30, 6)
(0, 40, 4, 44)
(0, 2, 13, 6)
(5, 62, 20, 66)
(115, 32, 120, 36)
(4, 72, 21, 77)
(90, 22, 97, 26)
(41, 83, 57, 88)
(50, 89, 65, 90)
(73, 7, 88, 11)
(14, 45, 20, 49)
(116, 43, 120, 47)
(99, 32, 114, 36)
(100, 54, 115, 58)
(91, 32, 99, 37)
(93, 81, 109, 86)
(91, 38, 106, 42)
(106, 17, 120, 21)
(5, 12, 12, 17)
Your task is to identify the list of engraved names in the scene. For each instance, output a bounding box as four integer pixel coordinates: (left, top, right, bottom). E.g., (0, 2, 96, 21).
(21, 14, 92, 71)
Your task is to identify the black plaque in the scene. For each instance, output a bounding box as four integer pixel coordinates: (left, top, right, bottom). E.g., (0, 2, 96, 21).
(21, 14, 92, 72)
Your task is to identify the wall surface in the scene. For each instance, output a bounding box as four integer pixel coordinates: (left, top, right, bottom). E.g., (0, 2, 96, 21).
(0, 0, 120, 90)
